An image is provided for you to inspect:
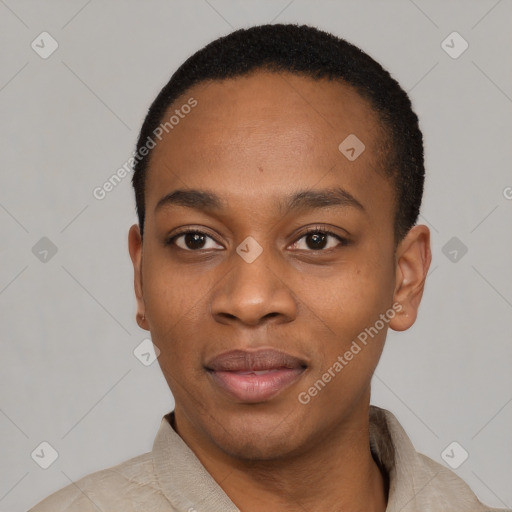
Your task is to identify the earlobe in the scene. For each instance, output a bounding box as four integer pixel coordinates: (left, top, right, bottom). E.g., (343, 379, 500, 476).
(389, 225, 431, 332)
(128, 224, 149, 331)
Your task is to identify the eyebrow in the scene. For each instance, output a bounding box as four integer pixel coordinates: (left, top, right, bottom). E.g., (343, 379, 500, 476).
(154, 187, 365, 215)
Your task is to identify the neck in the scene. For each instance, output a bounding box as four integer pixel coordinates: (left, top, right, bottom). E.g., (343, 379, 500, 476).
(174, 403, 388, 512)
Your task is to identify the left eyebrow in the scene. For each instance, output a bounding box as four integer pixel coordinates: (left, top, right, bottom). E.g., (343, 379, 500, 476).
(279, 187, 365, 215)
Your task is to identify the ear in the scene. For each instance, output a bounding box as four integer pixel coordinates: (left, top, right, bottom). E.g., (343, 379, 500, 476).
(389, 224, 431, 332)
(128, 224, 149, 331)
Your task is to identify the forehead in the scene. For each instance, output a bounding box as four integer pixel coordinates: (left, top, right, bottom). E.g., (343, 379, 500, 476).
(145, 71, 392, 221)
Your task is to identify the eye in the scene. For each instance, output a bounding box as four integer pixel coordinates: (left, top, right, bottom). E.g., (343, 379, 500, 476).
(166, 227, 348, 252)
(166, 230, 223, 251)
(290, 227, 347, 251)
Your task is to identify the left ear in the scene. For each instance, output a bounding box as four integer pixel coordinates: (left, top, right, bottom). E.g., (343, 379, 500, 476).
(389, 224, 431, 332)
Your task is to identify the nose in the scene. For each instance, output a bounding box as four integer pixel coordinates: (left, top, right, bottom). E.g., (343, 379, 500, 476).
(210, 247, 298, 327)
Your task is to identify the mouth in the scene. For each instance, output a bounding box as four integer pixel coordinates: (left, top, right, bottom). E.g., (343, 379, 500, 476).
(205, 349, 307, 403)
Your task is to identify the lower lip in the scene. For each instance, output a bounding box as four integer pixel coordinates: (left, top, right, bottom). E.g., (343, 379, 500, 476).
(208, 368, 305, 403)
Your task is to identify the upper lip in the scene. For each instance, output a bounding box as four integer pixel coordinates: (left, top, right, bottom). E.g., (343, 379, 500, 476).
(205, 349, 307, 372)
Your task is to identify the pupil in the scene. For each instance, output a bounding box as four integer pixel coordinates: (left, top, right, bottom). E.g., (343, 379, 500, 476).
(307, 232, 327, 250)
(185, 233, 206, 250)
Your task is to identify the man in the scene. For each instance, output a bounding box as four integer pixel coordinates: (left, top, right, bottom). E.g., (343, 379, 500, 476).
(29, 23, 509, 512)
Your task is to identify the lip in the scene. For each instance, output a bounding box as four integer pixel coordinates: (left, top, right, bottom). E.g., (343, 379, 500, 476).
(205, 349, 307, 403)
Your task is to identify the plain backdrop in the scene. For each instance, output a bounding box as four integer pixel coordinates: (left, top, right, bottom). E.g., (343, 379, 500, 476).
(0, 1, 511, 510)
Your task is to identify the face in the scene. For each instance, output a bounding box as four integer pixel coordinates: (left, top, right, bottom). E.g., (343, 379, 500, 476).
(129, 71, 430, 461)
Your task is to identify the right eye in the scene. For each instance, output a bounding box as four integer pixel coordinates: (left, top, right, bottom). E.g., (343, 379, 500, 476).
(165, 230, 224, 251)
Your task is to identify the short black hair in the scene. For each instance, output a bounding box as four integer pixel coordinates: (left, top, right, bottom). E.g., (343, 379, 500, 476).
(132, 23, 424, 242)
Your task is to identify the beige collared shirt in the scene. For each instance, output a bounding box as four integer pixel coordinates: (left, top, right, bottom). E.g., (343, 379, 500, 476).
(29, 406, 509, 512)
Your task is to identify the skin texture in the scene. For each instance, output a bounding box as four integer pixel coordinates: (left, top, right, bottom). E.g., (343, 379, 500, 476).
(128, 71, 431, 512)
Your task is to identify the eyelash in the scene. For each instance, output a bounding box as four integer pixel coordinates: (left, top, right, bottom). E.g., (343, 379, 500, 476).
(165, 226, 348, 252)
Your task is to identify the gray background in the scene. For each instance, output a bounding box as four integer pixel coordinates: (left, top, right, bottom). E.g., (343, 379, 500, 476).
(1, 0, 511, 510)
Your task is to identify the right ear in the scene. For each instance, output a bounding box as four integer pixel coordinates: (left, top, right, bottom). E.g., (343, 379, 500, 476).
(128, 224, 149, 330)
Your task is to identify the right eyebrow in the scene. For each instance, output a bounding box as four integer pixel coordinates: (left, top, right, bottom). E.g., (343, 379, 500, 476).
(155, 189, 227, 214)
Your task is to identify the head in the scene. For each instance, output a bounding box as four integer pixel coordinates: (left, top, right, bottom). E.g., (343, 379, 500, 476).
(129, 23, 431, 461)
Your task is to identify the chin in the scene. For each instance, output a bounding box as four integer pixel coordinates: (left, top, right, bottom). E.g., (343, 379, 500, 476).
(205, 408, 309, 461)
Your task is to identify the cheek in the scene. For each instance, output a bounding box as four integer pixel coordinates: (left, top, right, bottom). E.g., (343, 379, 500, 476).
(141, 257, 210, 371)
(299, 254, 395, 382)
(303, 257, 394, 335)
(301, 276, 392, 411)
(143, 245, 212, 324)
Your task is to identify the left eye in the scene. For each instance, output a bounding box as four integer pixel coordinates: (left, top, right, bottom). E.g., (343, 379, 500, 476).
(290, 230, 346, 251)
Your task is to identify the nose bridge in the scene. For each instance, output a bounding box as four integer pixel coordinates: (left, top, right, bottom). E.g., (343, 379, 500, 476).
(210, 237, 297, 325)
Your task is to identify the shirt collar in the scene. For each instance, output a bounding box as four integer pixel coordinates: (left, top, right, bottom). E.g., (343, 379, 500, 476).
(152, 411, 239, 511)
(152, 405, 437, 512)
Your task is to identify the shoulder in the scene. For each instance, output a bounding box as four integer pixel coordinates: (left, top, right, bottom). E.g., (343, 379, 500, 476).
(415, 453, 511, 512)
(370, 406, 511, 512)
(28, 451, 172, 512)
